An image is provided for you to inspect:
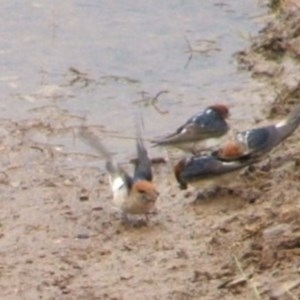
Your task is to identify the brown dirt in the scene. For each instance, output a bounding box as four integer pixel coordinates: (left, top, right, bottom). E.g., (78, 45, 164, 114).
(1, 4, 300, 300)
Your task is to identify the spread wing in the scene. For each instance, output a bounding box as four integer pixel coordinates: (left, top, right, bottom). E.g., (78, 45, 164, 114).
(154, 110, 229, 145)
(78, 127, 132, 188)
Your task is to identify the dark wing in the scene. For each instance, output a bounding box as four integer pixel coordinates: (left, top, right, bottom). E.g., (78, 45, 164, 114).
(133, 115, 153, 182)
(235, 104, 300, 159)
(180, 155, 251, 183)
(235, 125, 279, 159)
(214, 125, 280, 162)
(214, 104, 300, 163)
(154, 110, 229, 145)
(274, 104, 300, 142)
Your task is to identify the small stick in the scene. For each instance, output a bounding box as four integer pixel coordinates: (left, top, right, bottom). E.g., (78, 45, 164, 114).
(233, 255, 261, 300)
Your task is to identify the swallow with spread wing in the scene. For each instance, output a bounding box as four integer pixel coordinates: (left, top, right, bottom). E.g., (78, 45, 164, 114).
(79, 124, 159, 222)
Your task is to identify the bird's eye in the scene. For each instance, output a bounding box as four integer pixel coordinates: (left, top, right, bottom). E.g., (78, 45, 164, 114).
(138, 190, 146, 194)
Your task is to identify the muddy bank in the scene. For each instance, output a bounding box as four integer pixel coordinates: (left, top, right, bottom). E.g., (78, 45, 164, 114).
(236, 1, 300, 115)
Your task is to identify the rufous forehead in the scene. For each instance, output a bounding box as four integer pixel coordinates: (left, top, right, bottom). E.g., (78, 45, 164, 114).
(174, 159, 186, 176)
(210, 104, 229, 118)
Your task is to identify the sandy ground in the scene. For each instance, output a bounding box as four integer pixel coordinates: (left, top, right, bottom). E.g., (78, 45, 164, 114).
(1, 4, 300, 300)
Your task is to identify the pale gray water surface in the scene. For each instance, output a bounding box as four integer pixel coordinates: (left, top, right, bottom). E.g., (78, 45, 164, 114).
(0, 1, 268, 162)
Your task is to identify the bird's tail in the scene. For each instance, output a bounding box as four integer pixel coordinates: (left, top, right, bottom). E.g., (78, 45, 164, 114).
(275, 103, 300, 142)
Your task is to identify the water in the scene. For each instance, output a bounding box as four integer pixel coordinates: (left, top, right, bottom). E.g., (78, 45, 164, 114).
(0, 0, 267, 161)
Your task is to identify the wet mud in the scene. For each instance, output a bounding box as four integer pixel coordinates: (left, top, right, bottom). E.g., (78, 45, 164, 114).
(1, 2, 300, 300)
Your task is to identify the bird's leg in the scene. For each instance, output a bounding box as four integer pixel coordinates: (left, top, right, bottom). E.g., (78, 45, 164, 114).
(121, 212, 148, 228)
(144, 213, 150, 223)
(132, 217, 148, 228)
(178, 181, 188, 190)
(121, 211, 130, 224)
(193, 186, 222, 203)
(260, 155, 272, 172)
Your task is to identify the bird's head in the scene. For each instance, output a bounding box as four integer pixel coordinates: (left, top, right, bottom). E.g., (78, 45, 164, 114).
(215, 140, 245, 160)
(209, 104, 230, 119)
(174, 158, 188, 190)
(132, 180, 159, 204)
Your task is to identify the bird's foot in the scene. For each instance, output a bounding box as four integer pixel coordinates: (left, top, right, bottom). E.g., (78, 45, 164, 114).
(193, 186, 222, 204)
(121, 212, 148, 228)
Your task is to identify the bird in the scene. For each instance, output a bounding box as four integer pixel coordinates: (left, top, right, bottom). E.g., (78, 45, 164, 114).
(174, 153, 252, 191)
(214, 103, 300, 162)
(152, 104, 230, 154)
(79, 121, 159, 224)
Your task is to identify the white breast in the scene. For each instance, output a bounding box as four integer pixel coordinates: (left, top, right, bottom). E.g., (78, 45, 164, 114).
(111, 176, 125, 192)
(109, 176, 129, 208)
